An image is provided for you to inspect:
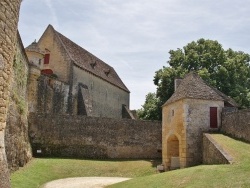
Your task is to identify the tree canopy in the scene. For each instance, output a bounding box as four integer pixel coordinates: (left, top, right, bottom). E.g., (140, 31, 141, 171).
(138, 38, 250, 120)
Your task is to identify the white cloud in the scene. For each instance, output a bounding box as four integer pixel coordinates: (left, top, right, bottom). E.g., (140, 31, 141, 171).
(18, 0, 250, 109)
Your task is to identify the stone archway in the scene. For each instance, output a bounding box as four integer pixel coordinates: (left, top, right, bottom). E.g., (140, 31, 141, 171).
(167, 134, 180, 170)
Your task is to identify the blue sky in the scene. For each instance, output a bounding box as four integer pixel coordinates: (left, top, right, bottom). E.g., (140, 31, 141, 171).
(18, 0, 250, 109)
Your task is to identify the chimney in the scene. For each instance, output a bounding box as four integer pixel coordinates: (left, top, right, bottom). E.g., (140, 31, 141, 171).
(174, 78, 182, 91)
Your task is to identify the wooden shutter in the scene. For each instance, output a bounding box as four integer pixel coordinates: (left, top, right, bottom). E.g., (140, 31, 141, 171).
(44, 54, 50, 64)
(210, 107, 218, 128)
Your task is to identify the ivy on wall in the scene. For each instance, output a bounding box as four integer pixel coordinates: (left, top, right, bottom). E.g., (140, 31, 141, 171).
(11, 47, 28, 115)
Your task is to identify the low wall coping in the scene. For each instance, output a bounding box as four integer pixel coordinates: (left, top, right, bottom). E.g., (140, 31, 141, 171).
(204, 133, 233, 164)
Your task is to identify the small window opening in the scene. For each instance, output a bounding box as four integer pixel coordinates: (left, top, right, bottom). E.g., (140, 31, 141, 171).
(104, 69, 110, 76)
(90, 61, 97, 68)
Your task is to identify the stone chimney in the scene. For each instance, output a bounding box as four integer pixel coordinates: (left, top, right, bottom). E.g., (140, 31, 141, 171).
(174, 78, 182, 91)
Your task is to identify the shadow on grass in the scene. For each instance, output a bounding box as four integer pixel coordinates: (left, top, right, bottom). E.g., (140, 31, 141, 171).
(34, 156, 162, 167)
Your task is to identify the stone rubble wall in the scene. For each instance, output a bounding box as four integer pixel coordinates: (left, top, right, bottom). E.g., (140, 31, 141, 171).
(0, 1, 22, 187)
(5, 33, 32, 172)
(29, 113, 162, 159)
(221, 109, 250, 143)
(202, 133, 232, 164)
(37, 75, 70, 114)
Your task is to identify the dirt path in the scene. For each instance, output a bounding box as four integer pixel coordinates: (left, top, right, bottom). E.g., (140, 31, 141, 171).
(41, 177, 131, 188)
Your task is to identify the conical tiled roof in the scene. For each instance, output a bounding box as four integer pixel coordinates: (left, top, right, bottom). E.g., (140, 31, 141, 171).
(25, 41, 44, 54)
(163, 72, 238, 106)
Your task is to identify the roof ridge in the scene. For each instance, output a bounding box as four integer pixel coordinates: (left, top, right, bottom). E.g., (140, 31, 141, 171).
(50, 26, 129, 93)
(56, 30, 114, 69)
(163, 72, 225, 106)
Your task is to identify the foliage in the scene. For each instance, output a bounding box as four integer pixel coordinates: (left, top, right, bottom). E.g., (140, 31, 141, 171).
(109, 134, 250, 188)
(137, 93, 161, 120)
(11, 158, 161, 188)
(12, 53, 28, 115)
(140, 39, 250, 120)
(12, 91, 26, 115)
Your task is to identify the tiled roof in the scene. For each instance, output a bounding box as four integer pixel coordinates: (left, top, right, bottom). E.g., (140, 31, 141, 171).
(163, 72, 238, 106)
(211, 87, 239, 107)
(53, 27, 129, 93)
(25, 41, 44, 54)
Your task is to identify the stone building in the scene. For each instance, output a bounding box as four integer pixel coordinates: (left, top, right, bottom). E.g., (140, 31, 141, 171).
(25, 25, 132, 119)
(162, 72, 238, 170)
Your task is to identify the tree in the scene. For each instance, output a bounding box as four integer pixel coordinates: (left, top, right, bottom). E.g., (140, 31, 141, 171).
(137, 93, 161, 120)
(139, 38, 250, 120)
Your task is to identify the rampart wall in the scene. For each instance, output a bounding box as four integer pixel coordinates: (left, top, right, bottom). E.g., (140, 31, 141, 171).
(221, 109, 250, 143)
(0, 1, 22, 187)
(5, 33, 32, 172)
(202, 133, 232, 164)
(29, 113, 162, 159)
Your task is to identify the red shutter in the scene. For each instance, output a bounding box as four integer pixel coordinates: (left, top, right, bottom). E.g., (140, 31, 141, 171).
(44, 54, 50, 64)
(210, 107, 218, 128)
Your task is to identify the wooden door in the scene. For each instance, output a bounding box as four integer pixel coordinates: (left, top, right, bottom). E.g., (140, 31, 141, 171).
(210, 107, 218, 128)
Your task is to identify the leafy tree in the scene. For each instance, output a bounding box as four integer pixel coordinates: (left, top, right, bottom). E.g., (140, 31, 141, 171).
(139, 38, 250, 120)
(137, 93, 161, 120)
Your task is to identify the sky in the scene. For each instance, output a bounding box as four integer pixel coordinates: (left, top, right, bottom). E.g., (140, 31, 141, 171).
(18, 0, 250, 110)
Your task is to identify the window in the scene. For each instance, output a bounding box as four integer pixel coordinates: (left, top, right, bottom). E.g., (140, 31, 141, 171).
(172, 109, 174, 116)
(210, 107, 218, 128)
(44, 54, 50, 64)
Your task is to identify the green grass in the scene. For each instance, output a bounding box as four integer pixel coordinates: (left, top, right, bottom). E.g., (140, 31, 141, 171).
(11, 158, 161, 188)
(109, 134, 250, 188)
(11, 134, 250, 188)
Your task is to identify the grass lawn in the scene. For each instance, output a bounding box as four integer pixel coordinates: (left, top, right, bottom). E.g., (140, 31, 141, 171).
(109, 134, 250, 188)
(11, 158, 161, 188)
(11, 134, 250, 188)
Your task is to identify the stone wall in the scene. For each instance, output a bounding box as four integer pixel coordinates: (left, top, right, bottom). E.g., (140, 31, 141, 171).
(162, 98, 224, 170)
(29, 113, 162, 159)
(37, 75, 69, 114)
(185, 99, 223, 167)
(0, 1, 22, 187)
(162, 100, 186, 169)
(5, 33, 32, 172)
(72, 65, 130, 118)
(203, 134, 232, 164)
(221, 109, 250, 143)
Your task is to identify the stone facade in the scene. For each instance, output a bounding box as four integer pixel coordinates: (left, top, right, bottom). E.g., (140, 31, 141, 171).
(36, 75, 69, 114)
(72, 66, 129, 118)
(203, 133, 232, 164)
(162, 99, 223, 169)
(26, 25, 131, 119)
(29, 113, 162, 159)
(0, 1, 22, 187)
(33, 26, 71, 83)
(162, 72, 236, 170)
(221, 109, 250, 143)
(5, 33, 32, 172)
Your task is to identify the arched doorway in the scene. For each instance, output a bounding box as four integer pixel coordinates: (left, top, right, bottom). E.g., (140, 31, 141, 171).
(167, 134, 180, 170)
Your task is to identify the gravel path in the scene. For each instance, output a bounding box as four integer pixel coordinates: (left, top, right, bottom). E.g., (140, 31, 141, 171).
(41, 177, 131, 188)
